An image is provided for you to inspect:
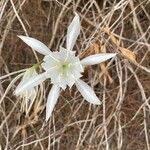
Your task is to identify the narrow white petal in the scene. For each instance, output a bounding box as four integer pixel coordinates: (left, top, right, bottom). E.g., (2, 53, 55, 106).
(75, 79, 101, 105)
(15, 68, 37, 90)
(81, 53, 117, 66)
(46, 85, 60, 121)
(67, 13, 80, 51)
(15, 73, 47, 95)
(18, 35, 51, 55)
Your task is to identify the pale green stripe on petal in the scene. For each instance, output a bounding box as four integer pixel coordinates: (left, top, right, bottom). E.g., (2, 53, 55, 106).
(15, 73, 47, 95)
(75, 79, 101, 105)
(46, 85, 60, 121)
(18, 35, 51, 55)
(81, 53, 117, 66)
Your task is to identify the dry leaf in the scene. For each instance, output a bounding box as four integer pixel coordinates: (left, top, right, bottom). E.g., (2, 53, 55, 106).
(99, 63, 113, 84)
(102, 27, 120, 46)
(110, 35, 120, 47)
(102, 27, 136, 62)
(119, 47, 136, 62)
(99, 44, 113, 84)
(80, 43, 100, 58)
(101, 44, 106, 53)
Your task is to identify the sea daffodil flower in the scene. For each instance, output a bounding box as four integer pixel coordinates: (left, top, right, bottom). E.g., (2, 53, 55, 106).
(15, 67, 38, 114)
(15, 13, 116, 121)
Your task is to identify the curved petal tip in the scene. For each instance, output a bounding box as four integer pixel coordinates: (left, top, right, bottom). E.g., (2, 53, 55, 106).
(75, 79, 102, 105)
(18, 35, 51, 55)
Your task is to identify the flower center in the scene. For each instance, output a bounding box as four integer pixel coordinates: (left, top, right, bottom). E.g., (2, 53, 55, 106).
(59, 62, 71, 76)
(62, 63, 68, 69)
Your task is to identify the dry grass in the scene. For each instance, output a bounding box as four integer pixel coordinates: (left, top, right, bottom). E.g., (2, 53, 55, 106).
(0, 0, 150, 149)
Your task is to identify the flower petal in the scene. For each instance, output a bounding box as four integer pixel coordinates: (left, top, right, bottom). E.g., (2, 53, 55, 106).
(15, 73, 47, 95)
(67, 13, 80, 51)
(16, 68, 37, 91)
(46, 85, 60, 121)
(81, 53, 117, 66)
(75, 79, 101, 105)
(18, 35, 51, 55)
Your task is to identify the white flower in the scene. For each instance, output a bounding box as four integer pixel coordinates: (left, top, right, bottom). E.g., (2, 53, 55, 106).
(42, 46, 83, 90)
(15, 67, 39, 114)
(16, 13, 117, 121)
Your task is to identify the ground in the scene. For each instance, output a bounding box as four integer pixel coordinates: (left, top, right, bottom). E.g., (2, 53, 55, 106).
(0, 0, 150, 150)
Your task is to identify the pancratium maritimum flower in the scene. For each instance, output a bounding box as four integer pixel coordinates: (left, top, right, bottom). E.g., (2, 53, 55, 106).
(15, 13, 116, 121)
(15, 67, 38, 114)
